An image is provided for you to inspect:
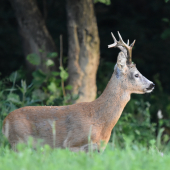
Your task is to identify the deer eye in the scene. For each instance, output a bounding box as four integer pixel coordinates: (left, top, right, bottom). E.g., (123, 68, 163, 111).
(135, 74, 139, 78)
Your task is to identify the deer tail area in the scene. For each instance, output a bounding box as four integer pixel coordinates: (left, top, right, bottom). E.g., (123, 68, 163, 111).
(2, 120, 9, 139)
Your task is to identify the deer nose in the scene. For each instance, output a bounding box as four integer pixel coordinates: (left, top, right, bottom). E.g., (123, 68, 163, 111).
(149, 83, 155, 89)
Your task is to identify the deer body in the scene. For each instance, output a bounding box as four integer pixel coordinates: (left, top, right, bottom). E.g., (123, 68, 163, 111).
(2, 73, 130, 150)
(2, 32, 155, 152)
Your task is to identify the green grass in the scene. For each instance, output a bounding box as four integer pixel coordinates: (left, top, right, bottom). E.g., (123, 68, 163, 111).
(0, 142, 169, 170)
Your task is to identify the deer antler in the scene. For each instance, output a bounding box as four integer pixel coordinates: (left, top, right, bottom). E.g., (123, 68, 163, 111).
(108, 31, 136, 65)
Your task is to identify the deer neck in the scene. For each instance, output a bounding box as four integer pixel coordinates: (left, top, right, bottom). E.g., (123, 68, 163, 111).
(93, 73, 131, 130)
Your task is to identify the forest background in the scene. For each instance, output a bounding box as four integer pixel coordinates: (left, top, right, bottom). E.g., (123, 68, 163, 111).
(0, 0, 170, 148)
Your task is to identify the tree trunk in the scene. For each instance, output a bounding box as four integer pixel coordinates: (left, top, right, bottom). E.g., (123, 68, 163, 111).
(9, 0, 57, 72)
(66, 0, 100, 103)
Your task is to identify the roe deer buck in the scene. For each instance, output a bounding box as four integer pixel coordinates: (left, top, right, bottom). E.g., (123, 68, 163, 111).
(2, 32, 155, 152)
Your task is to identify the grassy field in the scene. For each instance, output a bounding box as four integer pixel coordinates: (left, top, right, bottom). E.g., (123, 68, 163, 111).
(0, 141, 169, 170)
(0, 119, 169, 170)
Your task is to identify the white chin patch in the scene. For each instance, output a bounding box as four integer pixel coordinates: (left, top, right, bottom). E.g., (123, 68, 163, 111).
(145, 88, 154, 93)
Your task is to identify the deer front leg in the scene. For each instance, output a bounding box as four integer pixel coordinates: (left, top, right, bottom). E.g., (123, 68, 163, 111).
(80, 143, 100, 152)
(69, 143, 99, 153)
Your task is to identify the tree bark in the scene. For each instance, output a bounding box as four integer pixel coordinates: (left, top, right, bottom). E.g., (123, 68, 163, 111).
(66, 0, 100, 103)
(9, 0, 57, 72)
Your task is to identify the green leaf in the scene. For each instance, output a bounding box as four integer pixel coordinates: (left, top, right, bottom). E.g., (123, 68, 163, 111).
(32, 69, 46, 86)
(8, 103, 18, 112)
(47, 52, 58, 58)
(9, 71, 17, 83)
(7, 93, 21, 104)
(48, 82, 57, 93)
(26, 53, 41, 65)
(45, 59, 55, 67)
(20, 80, 27, 94)
(32, 89, 46, 101)
(94, 0, 111, 5)
(162, 18, 169, 22)
(9, 70, 25, 83)
(161, 28, 170, 39)
(135, 130, 140, 135)
(72, 94, 79, 100)
(52, 71, 60, 76)
(39, 49, 44, 53)
(65, 85, 72, 90)
(59, 66, 69, 80)
(165, 0, 169, 3)
(163, 134, 169, 143)
(59, 66, 68, 80)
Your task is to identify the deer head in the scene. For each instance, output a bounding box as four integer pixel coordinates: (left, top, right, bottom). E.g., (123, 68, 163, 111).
(108, 32, 155, 94)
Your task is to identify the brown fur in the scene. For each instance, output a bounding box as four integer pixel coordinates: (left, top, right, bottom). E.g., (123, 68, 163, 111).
(2, 52, 154, 152)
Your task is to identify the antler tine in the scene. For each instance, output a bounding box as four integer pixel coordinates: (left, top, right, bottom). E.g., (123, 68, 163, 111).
(111, 32, 117, 42)
(117, 31, 125, 44)
(108, 32, 118, 48)
(108, 31, 135, 65)
(117, 31, 130, 50)
(117, 31, 133, 64)
(130, 40, 136, 47)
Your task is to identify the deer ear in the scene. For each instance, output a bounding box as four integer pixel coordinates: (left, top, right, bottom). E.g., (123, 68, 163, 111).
(116, 52, 127, 71)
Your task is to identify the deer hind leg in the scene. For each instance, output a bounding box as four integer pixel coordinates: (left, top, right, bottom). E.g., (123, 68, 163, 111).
(7, 119, 32, 149)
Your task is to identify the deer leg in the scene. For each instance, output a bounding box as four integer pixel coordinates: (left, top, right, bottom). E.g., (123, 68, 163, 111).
(11, 142, 17, 151)
(80, 143, 100, 152)
(68, 143, 99, 153)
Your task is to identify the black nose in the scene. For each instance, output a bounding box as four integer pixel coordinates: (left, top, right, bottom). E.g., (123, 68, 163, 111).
(149, 83, 155, 89)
